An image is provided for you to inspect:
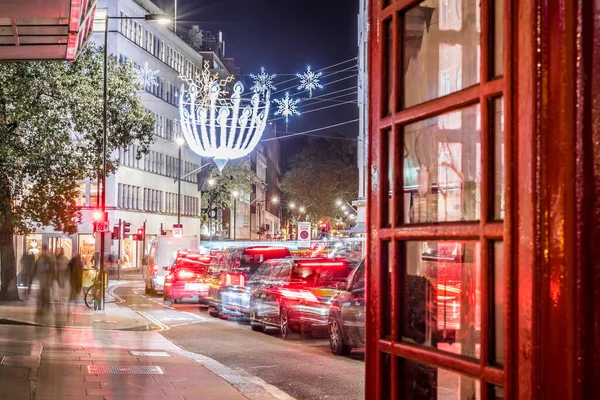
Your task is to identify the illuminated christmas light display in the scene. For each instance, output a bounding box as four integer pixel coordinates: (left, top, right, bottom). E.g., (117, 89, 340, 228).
(297, 66, 323, 97)
(274, 92, 300, 124)
(181, 61, 234, 107)
(133, 62, 159, 88)
(179, 81, 271, 172)
(250, 67, 276, 98)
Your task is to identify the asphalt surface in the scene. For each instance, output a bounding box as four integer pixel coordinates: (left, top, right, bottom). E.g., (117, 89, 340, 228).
(112, 281, 365, 400)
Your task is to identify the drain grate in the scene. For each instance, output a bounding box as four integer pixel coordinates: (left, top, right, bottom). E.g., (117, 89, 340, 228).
(87, 365, 164, 375)
(129, 351, 171, 357)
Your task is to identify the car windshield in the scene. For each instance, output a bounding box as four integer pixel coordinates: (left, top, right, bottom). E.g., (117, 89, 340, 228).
(290, 264, 350, 288)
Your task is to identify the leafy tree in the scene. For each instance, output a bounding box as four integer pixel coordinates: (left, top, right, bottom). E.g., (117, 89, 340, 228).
(281, 136, 358, 224)
(0, 43, 154, 300)
(199, 158, 256, 232)
(186, 26, 204, 52)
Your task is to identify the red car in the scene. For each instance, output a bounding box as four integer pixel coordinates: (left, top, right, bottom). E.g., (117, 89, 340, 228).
(163, 251, 213, 305)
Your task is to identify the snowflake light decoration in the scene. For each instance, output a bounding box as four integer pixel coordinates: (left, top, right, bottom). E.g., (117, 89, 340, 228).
(181, 61, 234, 107)
(250, 67, 276, 97)
(297, 66, 323, 97)
(133, 62, 159, 88)
(274, 92, 300, 123)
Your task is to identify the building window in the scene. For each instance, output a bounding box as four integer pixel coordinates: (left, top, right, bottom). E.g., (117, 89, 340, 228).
(93, 8, 107, 32)
(145, 30, 154, 53)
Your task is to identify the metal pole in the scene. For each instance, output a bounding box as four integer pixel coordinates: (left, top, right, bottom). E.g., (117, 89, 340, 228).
(117, 218, 121, 281)
(233, 198, 236, 241)
(142, 220, 146, 269)
(98, 12, 109, 311)
(174, 0, 177, 34)
(177, 146, 182, 224)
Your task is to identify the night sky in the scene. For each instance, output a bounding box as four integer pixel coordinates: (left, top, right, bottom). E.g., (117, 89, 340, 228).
(153, 0, 360, 140)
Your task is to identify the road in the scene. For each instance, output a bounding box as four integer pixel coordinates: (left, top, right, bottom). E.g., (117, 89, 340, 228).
(112, 281, 365, 400)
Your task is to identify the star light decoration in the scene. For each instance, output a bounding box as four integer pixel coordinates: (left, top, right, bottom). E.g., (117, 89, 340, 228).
(297, 66, 323, 97)
(181, 61, 234, 107)
(274, 92, 300, 128)
(250, 67, 276, 98)
(133, 62, 159, 88)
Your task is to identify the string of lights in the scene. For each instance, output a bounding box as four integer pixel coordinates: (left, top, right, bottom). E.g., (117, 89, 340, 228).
(260, 119, 359, 142)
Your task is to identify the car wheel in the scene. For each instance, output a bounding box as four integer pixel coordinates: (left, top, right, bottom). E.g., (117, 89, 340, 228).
(329, 319, 352, 355)
(280, 306, 292, 340)
(164, 299, 172, 306)
(250, 312, 265, 332)
(208, 307, 220, 318)
(145, 285, 151, 295)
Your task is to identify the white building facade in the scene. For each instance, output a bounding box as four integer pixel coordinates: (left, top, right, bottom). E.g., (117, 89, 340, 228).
(353, 0, 369, 234)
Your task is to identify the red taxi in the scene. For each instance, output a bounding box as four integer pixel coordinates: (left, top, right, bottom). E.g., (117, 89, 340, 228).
(163, 251, 214, 305)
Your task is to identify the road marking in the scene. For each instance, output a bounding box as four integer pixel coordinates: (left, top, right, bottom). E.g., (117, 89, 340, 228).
(138, 311, 169, 331)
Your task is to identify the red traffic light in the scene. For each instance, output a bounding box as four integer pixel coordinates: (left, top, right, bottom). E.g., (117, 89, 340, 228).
(137, 228, 144, 236)
(92, 210, 103, 221)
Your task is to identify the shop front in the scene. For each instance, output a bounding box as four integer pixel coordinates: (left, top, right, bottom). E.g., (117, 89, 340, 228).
(367, 0, 599, 399)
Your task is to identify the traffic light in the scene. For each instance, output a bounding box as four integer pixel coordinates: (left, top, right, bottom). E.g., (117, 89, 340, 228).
(111, 225, 120, 240)
(320, 222, 330, 232)
(123, 221, 131, 235)
(92, 210, 108, 232)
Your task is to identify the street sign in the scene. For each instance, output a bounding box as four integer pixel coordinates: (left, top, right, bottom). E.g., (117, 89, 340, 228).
(297, 222, 311, 241)
(95, 221, 109, 233)
(173, 224, 183, 237)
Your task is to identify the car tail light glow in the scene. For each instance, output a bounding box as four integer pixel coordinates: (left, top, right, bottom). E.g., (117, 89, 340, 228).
(178, 269, 195, 279)
(165, 274, 173, 287)
(298, 261, 346, 267)
(245, 246, 288, 253)
(279, 288, 319, 303)
(224, 273, 245, 287)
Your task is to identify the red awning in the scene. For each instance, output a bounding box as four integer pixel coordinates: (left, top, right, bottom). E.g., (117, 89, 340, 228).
(0, 0, 97, 61)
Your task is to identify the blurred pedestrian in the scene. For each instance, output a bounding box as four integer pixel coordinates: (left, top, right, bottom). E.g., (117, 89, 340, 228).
(56, 248, 70, 306)
(68, 253, 84, 301)
(66, 253, 84, 319)
(20, 252, 35, 294)
(33, 244, 57, 309)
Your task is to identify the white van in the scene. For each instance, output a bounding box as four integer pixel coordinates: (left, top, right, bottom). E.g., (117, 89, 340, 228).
(145, 235, 198, 295)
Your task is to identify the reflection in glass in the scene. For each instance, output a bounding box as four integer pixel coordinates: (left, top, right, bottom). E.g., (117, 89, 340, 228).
(403, 0, 480, 108)
(493, 97, 505, 219)
(381, 241, 393, 339)
(493, 0, 504, 76)
(403, 241, 481, 360)
(383, 129, 394, 226)
(493, 241, 504, 366)
(400, 358, 481, 400)
(403, 104, 481, 223)
(384, 19, 393, 115)
(492, 385, 505, 400)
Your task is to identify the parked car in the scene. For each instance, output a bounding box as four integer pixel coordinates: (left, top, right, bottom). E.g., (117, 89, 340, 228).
(249, 258, 355, 339)
(144, 235, 199, 295)
(328, 258, 365, 355)
(163, 251, 214, 305)
(205, 245, 292, 317)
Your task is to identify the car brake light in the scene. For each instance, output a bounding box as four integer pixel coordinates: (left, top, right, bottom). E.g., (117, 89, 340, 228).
(178, 269, 195, 279)
(165, 274, 173, 287)
(279, 288, 319, 303)
(298, 261, 346, 267)
(224, 273, 245, 287)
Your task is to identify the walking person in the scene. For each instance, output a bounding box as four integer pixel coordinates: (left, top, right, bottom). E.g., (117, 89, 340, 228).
(33, 244, 57, 310)
(20, 252, 35, 294)
(55, 248, 70, 319)
(67, 254, 84, 316)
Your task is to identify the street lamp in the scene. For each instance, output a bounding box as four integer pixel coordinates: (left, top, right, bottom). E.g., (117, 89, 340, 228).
(98, 11, 171, 311)
(175, 136, 185, 224)
(336, 199, 342, 206)
(232, 190, 239, 240)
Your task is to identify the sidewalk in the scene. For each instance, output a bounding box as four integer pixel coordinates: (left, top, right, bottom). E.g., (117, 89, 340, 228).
(0, 282, 152, 330)
(0, 325, 248, 399)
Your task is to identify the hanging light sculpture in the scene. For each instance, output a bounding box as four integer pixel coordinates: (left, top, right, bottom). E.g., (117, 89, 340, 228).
(179, 80, 271, 172)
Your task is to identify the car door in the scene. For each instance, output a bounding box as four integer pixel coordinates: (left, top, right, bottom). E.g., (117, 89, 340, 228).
(262, 261, 291, 325)
(341, 260, 366, 345)
(252, 261, 278, 321)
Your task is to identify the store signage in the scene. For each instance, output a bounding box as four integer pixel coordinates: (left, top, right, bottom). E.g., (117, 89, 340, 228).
(173, 224, 183, 237)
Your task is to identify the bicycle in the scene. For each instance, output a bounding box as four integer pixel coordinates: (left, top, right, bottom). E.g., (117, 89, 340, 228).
(84, 271, 102, 310)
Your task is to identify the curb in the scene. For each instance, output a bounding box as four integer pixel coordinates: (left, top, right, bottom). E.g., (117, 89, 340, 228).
(170, 346, 296, 400)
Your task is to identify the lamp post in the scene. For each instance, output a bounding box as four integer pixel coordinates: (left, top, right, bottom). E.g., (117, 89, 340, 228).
(98, 12, 170, 311)
(232, 190, 239, 240)
(175, 136, 185, 224)
(207, 177, 216, 240)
